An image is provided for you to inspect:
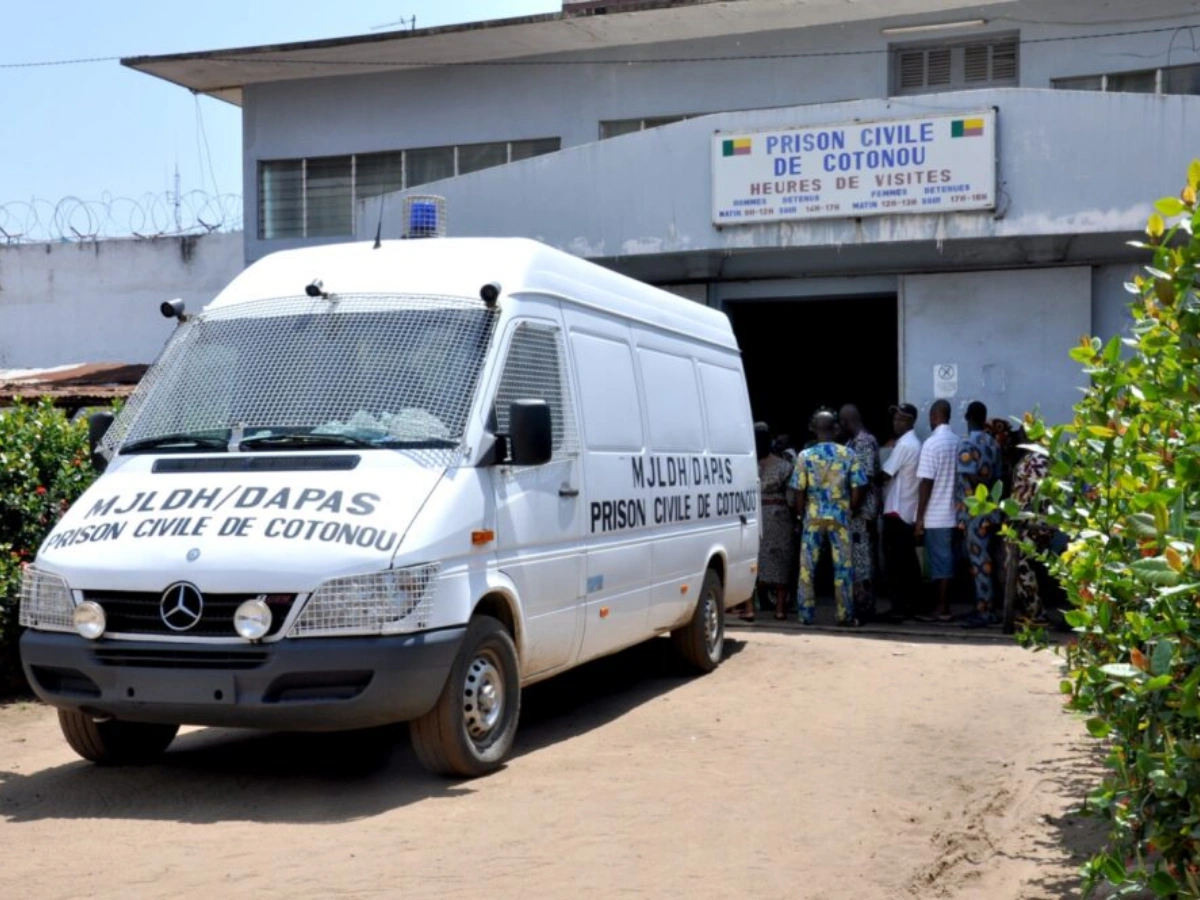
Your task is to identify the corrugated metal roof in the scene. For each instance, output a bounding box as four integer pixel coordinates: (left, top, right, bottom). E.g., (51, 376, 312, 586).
(120, 0, 1011, 105)
(1, 363, 146, 410)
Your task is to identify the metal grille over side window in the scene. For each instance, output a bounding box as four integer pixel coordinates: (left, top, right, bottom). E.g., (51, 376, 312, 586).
(493, 322, 578, 460)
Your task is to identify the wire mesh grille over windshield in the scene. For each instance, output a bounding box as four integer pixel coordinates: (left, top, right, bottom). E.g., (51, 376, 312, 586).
(103, 295, 496, 462)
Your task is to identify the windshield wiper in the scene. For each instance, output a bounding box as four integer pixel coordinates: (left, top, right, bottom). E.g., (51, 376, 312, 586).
(239, 433, 459, 451)
(121, 433, 229, 453)
(239, 432, 379, 450)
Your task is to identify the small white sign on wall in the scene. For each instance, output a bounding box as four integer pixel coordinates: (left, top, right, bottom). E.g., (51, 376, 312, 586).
(934, 363, 958, 399)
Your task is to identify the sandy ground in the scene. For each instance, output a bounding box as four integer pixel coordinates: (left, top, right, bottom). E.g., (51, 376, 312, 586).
(0, 627, 1103, 900)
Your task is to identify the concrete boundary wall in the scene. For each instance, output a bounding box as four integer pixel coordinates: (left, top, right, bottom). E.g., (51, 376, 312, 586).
(0, 233, 243, 370)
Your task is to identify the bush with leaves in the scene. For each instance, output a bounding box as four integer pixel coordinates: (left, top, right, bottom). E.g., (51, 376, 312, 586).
(0, 398, 96, 690)
(985, 161, 1200, 898)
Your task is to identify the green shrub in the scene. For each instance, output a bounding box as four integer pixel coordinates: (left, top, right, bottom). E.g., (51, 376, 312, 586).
(1006, 162, 1200, 897)
(0, 398, 97, 689)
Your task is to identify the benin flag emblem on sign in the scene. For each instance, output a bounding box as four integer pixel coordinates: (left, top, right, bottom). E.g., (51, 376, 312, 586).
(722, 138, 753, 156)
(951, 118, 985, 138)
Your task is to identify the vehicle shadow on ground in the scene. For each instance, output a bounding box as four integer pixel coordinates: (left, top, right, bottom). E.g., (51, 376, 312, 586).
(0, 636, 744, 826)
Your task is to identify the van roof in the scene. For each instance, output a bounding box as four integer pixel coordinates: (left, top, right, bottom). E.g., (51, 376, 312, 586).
(207, 238, 738, 351)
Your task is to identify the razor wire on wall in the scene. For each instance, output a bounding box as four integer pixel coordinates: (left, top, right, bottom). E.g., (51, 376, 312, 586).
(0, 191, 242, 243)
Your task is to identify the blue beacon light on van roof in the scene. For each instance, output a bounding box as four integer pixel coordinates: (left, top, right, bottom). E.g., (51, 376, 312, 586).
(401, 195, 446, 239)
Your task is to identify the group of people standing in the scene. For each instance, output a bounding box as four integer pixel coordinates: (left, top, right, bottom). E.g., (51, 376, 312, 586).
(738, 398, 1022, 628)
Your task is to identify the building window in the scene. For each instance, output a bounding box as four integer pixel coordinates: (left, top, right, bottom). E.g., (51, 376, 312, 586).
(257, 138, 561, 240)
(891, 34, 1018, 94)
(1053, 62, 1200, 96)
(599, 115, 693, 140)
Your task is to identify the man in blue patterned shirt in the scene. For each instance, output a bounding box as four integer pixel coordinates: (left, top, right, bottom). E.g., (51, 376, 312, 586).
(790, 410, 867, 626)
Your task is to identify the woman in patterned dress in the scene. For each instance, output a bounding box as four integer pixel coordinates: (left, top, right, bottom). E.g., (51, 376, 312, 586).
(738, 423, 796, 621)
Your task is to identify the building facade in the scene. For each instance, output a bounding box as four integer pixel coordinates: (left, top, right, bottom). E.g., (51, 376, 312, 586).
(125, 0, 1200, 438)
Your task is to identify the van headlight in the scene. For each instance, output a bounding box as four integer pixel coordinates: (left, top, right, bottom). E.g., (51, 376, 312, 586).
(289, 564, 440, 637)
(18, 567, 76, 632)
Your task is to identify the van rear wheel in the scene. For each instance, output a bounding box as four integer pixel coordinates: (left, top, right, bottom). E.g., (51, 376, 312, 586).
(410, 615, 521, 778)
(58, 709, 178, 765)
(672, 568, 725, 672)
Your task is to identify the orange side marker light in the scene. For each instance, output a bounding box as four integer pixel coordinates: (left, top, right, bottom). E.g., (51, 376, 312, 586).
(599, 606, 610, 619)
(471, 529, 495, 546)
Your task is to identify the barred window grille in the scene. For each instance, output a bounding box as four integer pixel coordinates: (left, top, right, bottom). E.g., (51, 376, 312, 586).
(492, 322, 578, 460)
(257, 138, 562, 239)
(1054, 63, 1200, 96)
(893, 36, 1018, 94)
(103, 294, 497, 463)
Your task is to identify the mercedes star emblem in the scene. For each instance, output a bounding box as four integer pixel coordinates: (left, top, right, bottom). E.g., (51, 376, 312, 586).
(160, 583, 205, 632)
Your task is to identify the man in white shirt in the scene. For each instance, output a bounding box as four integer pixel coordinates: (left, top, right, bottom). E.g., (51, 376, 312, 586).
(880, 403, 923, 621)
(915, 398, 959, 621)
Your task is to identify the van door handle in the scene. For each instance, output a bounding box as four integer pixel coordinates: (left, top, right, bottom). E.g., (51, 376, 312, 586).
(559, 486, 580, 498)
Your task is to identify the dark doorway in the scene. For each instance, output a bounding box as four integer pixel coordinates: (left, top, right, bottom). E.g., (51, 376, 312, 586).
(725, 295, 899, 449)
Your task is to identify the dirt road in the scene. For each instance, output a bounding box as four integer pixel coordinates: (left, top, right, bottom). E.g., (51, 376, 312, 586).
(0, 629, 1100, 900)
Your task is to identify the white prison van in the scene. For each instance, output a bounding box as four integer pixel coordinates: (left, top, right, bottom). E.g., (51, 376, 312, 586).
(19, 237, 758, 777)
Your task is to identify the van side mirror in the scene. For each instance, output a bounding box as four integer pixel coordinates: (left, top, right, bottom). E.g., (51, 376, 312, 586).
(508, 400, 552, 466)
(87, 411, 115, 474)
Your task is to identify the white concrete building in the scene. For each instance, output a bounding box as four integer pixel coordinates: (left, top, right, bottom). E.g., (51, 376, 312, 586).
(123, 0, 1200, 438)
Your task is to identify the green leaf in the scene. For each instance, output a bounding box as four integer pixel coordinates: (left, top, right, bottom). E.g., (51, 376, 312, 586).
(1100, 663, 1143, 680)
(1100, 854, 1127, 884)
(1156, 196, 1186, 217)
(1145, 674, 1174, 691)
(1151, 638, 1176, 676)
(1128, 557, 1183, 586)
(1190, 158, 1200, 189)
(1149, 870, 1180, 897)
(1086, 717, 1111, 738)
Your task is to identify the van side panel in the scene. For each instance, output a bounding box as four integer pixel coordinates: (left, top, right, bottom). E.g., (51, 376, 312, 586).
(564, 314, 655, 661)
(696, 357, 760, 607)
(565, 302, 759, 665)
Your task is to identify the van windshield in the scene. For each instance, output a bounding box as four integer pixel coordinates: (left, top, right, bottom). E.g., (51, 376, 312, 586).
(107, 294, 496, 455)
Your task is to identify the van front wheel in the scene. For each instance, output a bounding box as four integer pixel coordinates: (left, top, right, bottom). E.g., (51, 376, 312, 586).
(672, 569, 725, 672)
(410, 615, 521, 778)
(58, 709, 178, 765)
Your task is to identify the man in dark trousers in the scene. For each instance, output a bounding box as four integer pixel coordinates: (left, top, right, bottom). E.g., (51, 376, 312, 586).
(879, 403, 923, 621)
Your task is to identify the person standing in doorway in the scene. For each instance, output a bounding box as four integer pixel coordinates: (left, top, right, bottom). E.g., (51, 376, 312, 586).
(839, 404, 880, 622)
(736, 423, 795, 621)
(879, 403, 923, 621)
(957, 401, 1003, 628)
(791, 410, 867, 627)
(914, 399, 959, 622)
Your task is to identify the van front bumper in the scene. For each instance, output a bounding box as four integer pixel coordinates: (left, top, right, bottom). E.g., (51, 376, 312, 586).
(19, 628, 464, 731)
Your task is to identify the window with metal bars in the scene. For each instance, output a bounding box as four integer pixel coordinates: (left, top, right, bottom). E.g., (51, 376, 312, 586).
(258, 137, 561, 240)
(1053, 62, 1200, 96)
(492, 322, 578, 460)
(892, 35, 1018, 95)
(599, 115, 694, 140)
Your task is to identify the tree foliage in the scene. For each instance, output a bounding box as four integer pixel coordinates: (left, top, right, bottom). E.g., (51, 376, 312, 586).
(0, 399, 96, 689)
(1015, 161, 1200, 897)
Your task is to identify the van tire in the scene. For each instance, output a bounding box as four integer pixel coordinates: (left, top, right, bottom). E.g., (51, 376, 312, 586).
(410, 615, 521, 778)
(58, 709, 178, 765)
(672, 568, 725, 673)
